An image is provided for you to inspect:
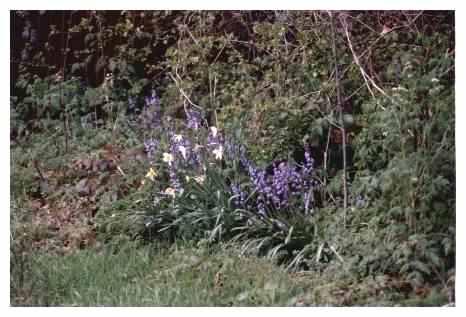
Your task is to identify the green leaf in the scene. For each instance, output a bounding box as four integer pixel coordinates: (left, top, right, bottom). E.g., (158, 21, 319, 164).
(285, 226, 294, 245)
(412, 261, 431, 275)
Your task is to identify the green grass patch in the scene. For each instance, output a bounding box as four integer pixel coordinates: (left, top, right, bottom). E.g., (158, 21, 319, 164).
(11, 242, 305, 306)
(11, 241, 450, 306)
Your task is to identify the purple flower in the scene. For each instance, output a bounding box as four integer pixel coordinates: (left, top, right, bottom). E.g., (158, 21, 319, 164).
(271, 162, 292, 209)
(144, 138, 159, 163)
(169, 164, 182, 192)
(248, 146, 316, 214)
(224, 139, 249, 167)
(257, 199, 267, 217)
(128, 96, 136, 112)
(269, 161, 307, 209)
(169, 133, 198, 166)
(355, 195, 366, 208)
(231, 182, 247, 208)
(142, 90, 161, 129)
(145, 89, 160, 107)
(249, 165, 269, 195)
(303, 145, 315, 172)
(185, 107, 203, 130)
(239, 148, 251, 169)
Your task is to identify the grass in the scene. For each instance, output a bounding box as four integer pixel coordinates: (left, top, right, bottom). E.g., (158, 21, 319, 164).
(11, 242, 306, 306)
(11, 239, 450, 306)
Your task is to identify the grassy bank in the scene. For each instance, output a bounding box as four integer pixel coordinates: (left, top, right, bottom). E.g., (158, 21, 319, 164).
(11, 241, 451, 306)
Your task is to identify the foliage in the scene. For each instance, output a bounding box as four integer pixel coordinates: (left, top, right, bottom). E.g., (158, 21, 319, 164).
(349, 18, 455, 286)
(11, 10, 455, 306)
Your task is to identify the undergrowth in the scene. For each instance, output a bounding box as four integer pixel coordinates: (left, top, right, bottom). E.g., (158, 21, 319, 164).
(11, 10, 455, 306)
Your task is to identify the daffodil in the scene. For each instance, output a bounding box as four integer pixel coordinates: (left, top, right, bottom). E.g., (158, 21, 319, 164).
(194, 175, 205, 185)
(213, 145, 224, 160)
(178, 145, 187, 160)
(185, 175, 191, 182)
(164, 187, 176, 198)
(145, 167, 157, 181)
(162, 152, 174, 166)
(210, 126, 218, 137)
(174, 134, 183, 142)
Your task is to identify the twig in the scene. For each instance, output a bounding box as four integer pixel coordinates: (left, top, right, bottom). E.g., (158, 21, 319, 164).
(343, 18, 390, 110)
(10, 59, 56, 69)
(401, 10, 424, 31)
(439, 64, 455, 78)
(323, 124, 332, 187)
(329, 12, 348, 227)
(212, 40, 227, 64)
(290, 90, 321, 101)
(340, 15, 378, 105)
(317, 177, 337, 205)
(344, 83, 365, 102)
(329, 245, 345, 263)
(60, 11, 72, 153)
(319, 125, 332, 206)
(183, 24, 199, 46)
(346, 14, 378, 34)
(33, 160, 46, 182)
(168, 72, 204, 111)
(228, 39, 274, 56)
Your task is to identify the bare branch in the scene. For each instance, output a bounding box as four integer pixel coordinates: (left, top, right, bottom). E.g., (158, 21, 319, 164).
(168, 72, 204, 111)
(341, 15, 387, 111)
(329, 11, 348, 227)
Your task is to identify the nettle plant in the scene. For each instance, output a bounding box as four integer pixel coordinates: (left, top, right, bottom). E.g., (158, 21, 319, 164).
(348, 34, 455, 284)
(126, 90, 318, 268)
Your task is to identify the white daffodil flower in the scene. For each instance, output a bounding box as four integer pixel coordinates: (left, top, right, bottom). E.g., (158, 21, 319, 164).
(178, 145, 187, 160)
(194, 175, 206, 185)
(164, 187, 176, 198)
(210, 126, 218, 137)
(174, 134, 183, 142)
(213, 145, 224, 160)
(162, 152, 174, 166)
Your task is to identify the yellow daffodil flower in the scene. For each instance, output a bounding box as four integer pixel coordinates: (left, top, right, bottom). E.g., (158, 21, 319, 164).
(145, 167, 157, 181)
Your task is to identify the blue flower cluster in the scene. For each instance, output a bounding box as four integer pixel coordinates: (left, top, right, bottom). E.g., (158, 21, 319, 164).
(139, 89, 316, 216)
(185, 107, 203, 130)
(142, 90, 161, 129)
(128, 96, 136, 112)
(168, 132, 201, 169)
(230, 182, 247, 208)
(229, 146, 316, 216)
(144, 138, 159, 164)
